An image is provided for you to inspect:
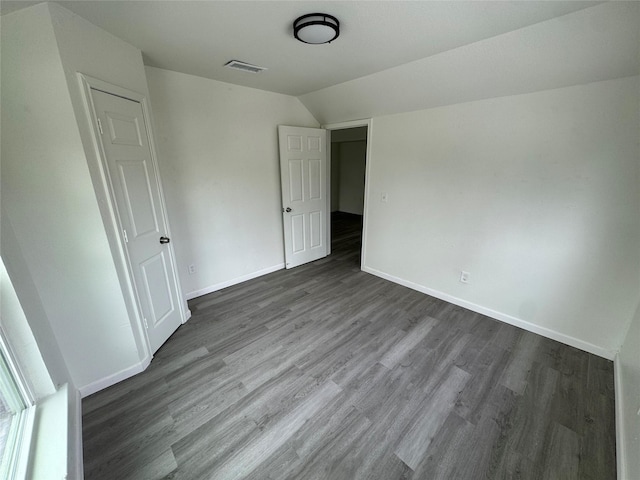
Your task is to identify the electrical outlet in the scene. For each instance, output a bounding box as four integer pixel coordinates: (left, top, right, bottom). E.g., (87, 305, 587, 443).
(460, 271, 470, 284)
(188, 264, 196, 275)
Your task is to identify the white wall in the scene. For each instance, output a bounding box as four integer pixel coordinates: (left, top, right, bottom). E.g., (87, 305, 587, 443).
(49, 3, 165, 384)
(364, 77, 640, 358)
(1, 3, 79, 393)
(618, 302, 640, 479)
(1, 3, 147, 394)
(0, 214, 72, 393)
(145, 67, 319, 299)
(0, 258, 55, 400)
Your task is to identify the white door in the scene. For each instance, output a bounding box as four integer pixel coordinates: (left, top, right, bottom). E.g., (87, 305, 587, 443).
(278, 126, 328, 268)
(91, 88, 183, 353)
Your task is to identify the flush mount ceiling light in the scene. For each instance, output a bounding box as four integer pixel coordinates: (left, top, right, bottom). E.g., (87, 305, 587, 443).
(293, 13, 340, 44)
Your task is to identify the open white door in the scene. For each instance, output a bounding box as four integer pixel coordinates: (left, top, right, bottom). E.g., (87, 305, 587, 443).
(91, 88, 184, 353)
(278, 126, 328, 269)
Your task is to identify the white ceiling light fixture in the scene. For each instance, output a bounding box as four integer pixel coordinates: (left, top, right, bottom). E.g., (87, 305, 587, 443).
(293, 13, 340, 44)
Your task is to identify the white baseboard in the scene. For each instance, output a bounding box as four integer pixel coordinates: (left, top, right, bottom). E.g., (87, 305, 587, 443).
(362, 265, 615, 360)
(78, 356, 151, 398)
(185, 263, 285, 300)
(614, 354, 625, 480)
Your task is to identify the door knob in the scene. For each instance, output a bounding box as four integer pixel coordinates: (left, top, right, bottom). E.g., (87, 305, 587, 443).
(159, 236, 170, 244)
(284, 207, 292, 213)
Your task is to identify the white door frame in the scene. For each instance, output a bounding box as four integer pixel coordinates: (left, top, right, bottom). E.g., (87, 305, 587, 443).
(322, 119, 373, 268)
(77, 73, 189, 371)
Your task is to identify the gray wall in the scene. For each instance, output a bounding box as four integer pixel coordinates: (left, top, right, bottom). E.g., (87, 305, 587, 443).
(331, 127, 368, 215)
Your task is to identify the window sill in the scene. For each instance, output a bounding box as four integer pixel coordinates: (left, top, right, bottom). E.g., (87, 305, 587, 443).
(27, 384, 69, 479)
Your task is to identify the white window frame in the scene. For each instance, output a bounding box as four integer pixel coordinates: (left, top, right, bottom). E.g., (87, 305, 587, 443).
(0, 329, 36, 480)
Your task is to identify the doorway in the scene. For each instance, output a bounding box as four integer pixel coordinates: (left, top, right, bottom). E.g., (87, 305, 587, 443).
(79, 74, 188, 367)
(328, 124, 369, 267)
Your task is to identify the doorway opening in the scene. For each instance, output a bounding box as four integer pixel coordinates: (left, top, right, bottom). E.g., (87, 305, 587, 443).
(329, 125, 368, 267)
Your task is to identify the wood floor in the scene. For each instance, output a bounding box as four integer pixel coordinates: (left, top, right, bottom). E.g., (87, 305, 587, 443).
(82, 212, 616, 480)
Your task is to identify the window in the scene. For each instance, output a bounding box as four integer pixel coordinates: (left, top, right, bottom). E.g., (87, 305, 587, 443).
(0, 332, 35, 479)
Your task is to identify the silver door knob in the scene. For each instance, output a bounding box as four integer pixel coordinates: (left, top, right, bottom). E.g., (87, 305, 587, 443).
(159, 236, 170, 244)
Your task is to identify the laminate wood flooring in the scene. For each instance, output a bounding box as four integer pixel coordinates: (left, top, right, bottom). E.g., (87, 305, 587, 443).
(82, 212, 616, 480)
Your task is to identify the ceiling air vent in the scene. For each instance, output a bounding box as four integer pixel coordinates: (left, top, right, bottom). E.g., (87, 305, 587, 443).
(224, 60, 267, 73)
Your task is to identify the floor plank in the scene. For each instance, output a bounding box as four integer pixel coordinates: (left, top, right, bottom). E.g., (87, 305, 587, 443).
(83, 212, 616, 480)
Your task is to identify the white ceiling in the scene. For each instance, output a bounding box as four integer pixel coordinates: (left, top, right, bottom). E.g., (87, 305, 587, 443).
(1, 0, 606, 96)
(300, 1, 640, 123)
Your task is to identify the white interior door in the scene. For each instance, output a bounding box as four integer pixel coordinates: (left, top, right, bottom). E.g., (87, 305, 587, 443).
(91, 88, 183, 353)
(278, 126, 328, 269)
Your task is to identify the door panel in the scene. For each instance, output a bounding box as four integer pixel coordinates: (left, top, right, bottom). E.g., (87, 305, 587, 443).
(288, 159, 304, 202)
(106, 111, 143, 146)
(292, 215, 305, 253)
(140, 252, 174, 326)
(308, 159, 321, 200)
(310, 211, 322, 247)
(287, 134, 303, 152)
(308, 135, 321, 152)
(117, 160, 159, 237)
(91, 88, 183, 353)
(278, 126, 328, 269)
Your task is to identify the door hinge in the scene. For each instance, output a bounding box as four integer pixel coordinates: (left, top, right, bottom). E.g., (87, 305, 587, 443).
(97, 117, 104, 135)
(123, 229, 129, 243)
(143, 317, 149, 329)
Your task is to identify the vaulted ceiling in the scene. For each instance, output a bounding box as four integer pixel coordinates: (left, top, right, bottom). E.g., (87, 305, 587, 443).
(2, 1, 624, 97)
(2, 1, 638, 123)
